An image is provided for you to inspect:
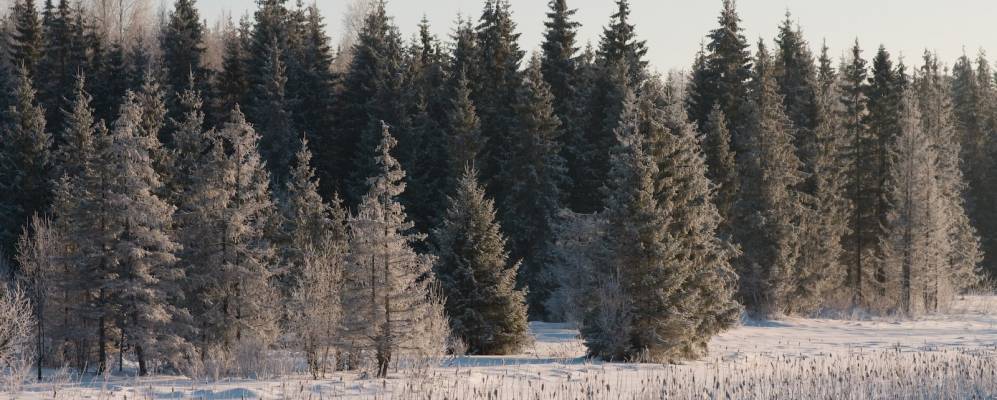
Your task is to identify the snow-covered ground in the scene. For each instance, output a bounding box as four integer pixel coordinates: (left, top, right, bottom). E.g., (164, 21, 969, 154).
(11, 296, 997, 399)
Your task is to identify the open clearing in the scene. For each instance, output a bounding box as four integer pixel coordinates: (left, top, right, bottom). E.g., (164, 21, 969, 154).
(11, 296, 997, 399)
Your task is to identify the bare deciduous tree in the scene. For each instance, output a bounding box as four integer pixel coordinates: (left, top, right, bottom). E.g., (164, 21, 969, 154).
(0, 285, 35, 393)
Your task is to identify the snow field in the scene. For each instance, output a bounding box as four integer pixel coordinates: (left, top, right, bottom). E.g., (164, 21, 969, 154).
(11, 296, 997, 399)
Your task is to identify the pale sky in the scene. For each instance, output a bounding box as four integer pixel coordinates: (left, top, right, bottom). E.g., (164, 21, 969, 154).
(112, 0, 997, 72)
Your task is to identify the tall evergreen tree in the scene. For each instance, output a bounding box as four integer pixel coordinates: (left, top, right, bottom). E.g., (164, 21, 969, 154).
(161, 0, 209, 96)
(840, 40, 876, 306)
(281, 137, 345, 296)
(597, 0, 647, 88)
(340, 124, 445, 378)
(434, 166, 529, 355)
(289, 4, 336, 189)
(178, 107, 278, 357)
(213, 17, 251, 127)
(251, 40, 297, 183)
(166, 77, 209, 204)
(701, 105, 738, 234)
(335, 1, 405, 204)
(582, 86, 739, 361)
(101, 94, 189, 376)
(502, 56, 566, 318)
(540, 0, 580, 130)
(36, 0, 79, 134)
(444, 70, 484, 181)
(734, 42, 806, 315)
(773, 13, 819, 175)
(688, 0, 752, 150)
(793, 48, 851, 313)
(915, 54, 982, 305)
(8, 0, 43, 76)
(55, 74, 97, 180)
(396, 20, 449, 235)
(0, 68, 52, 268)
(953, 52, 997, 278)
(881, 88, 944, 315)
(570, 58, 629, 214)
(864, 45, 904, 299)
(473, 0, 525, 198)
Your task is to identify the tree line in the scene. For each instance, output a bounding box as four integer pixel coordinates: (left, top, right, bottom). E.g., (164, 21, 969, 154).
(0, 0, 990, 375)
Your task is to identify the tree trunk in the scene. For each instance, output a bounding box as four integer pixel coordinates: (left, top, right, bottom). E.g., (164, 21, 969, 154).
(136, 345, 147, 376)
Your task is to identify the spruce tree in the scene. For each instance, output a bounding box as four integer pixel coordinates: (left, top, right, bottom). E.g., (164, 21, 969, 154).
(864, 45, 904, 299)
(473, 0, 525, 196)
(444, 70, 485, 181)
(55, 108, 115, 373)
(166, 77, 208, 205)
(8, 0, 43, 76)
(0, 67, 52, 269)
(915, 54, 982, 305)
(688, 0, 752, 150)
(251, 40, 297, 183)
(702, 105, 738, 234)
(582, 86, 739, 361)
(396, 22, 449, 235)
(134, 77, 172, 181)
(213, 17, 251, 127)
(793, 49, 851, 313)
(502, 56, 566, 318)
(597, 0, 647, 88)
(284, 139, 348, 375)
(644, 77, 740, 359)
(161, 0, 209, 96)
(570, 59, 629, 214)
(54, 74, 97, 183)
(840, 40, 876, 306)
(289, 4, 336, 191)
(281, 137, 345, 298)
(953, 52, 997, 278)
(774, 13, 818, 136)
(178, 106, 278, 357)
(434, 166, 529, 355)
(36, 0, 79, 135)
(335, 2, 405, 204)
(881, 88, 947, 314)
(734, 41, 806, 315)
(101, 93, 189, 375)
(540, 0, 580, 133)
(340, 123, 445, 378)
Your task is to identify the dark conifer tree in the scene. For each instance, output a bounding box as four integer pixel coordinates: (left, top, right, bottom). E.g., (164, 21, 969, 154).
(0, 68, 52, 267)
(434, 166, 530, 355)
(502, 56, 566, 318)
(212, 17, 252, 127)
(840, 41, 876, 306)
(161, 0, 209, 96)
(597, 0, 647, 88)
(8, 0, 43, 76)
(36, 0, 79, 134)
(335, 1, 405, 204)
(734, 41, 806, 315)
(251, 40, 297, 183)
(473, 0, 525, 200)
(289, 4, 336, 193)
(774, 13, 819, 170)
(540, 0, 580, 127)
(702, 105, 738, 233)
(864, 45, 904, 297)
(445, 69, 484, 170)
(688, 0, 752, 151)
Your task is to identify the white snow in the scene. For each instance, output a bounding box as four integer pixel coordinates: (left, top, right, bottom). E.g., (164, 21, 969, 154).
(10, 296, 997, 399)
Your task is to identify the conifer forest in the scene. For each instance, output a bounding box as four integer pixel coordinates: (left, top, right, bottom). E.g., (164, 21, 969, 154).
(0, 0, 996, 398)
